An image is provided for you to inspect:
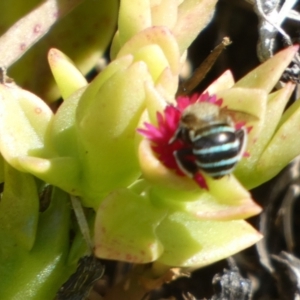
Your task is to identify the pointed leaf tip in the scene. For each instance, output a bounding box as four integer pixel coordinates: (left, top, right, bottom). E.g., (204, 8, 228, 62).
(235, 45, 299, 92)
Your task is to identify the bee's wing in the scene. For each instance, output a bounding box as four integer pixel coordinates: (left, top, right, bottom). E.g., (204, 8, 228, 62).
(220, 107, 260, 124)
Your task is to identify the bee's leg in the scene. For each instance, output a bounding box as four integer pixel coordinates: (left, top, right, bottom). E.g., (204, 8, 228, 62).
(169, 127, 181, 144)
(174, 148, 198, 178)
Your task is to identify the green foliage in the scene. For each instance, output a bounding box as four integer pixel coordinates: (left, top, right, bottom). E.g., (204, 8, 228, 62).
(0, 0, 300, 298)
(0, 163, 77, 299)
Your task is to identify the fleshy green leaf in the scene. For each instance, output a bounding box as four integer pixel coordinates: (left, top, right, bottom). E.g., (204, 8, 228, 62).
(256, 94, 300, 183)
(149, 174, 261, 221)
(8, 0, 118, 102)
(173, 0, 218, 54)
(156, 211, 262, 267)
(76, 55, 134, 122)
(0, 83, 53, 171)
(132, 44, 170, 82)
(217, 88, 267, 119)
(117, 26, 180, 75)
(48, 48, 87, 100)
(49, 88, 85, 158)
(118, 0, 152, 45)
(235, 82, 295, 188)
(18, 156, 81, 196)
(151, 0, 178, 29)
(76, 61, 152, 206)
(94, 188, 167, 263)
(235, 45, 299, 92)
(0, 163, 39, 250)
(204, 70, 235, 94)
(0, 188, 74, 300)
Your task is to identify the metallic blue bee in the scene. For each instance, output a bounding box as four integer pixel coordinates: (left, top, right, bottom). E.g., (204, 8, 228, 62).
(171, 102, 247, 179)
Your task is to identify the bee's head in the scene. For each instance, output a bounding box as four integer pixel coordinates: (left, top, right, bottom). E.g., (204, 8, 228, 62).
(180, 102, 231, 130)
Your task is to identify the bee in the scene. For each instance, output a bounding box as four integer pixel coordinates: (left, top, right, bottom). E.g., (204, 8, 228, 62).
(171, 102, 247, 179)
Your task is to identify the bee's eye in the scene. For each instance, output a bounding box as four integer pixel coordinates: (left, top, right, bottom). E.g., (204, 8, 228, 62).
(182, 113, 197, 124)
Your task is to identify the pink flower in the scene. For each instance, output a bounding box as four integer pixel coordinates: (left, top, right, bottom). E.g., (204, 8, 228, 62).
(138, 92, 225, 189)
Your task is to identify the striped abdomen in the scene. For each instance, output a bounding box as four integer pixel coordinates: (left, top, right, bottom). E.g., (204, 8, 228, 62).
(191, 123, 245, 178)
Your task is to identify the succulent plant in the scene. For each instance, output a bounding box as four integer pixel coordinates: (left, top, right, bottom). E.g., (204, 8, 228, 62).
(0, 0, 299, 299)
